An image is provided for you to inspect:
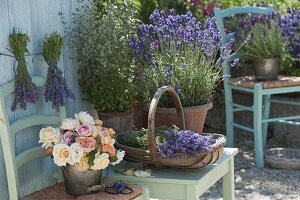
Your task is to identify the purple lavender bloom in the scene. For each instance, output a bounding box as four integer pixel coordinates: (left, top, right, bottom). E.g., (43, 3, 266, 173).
(230, 58, 240, 68)
(165, 68, 172, 78)
(280, 8, 300, 59)
(11, 61, 39, 111)
(45, 62, 75, 110)
(158, 130, 214, 158)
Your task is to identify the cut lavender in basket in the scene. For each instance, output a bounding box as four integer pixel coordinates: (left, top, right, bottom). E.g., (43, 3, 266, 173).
(158, 130, 214, 158)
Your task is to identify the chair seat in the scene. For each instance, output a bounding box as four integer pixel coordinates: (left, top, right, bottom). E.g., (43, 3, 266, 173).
(229, 76, 300, 89)
(20, 182, 142, 200)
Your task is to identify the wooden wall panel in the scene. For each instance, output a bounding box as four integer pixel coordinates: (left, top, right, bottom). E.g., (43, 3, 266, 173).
(0, 1, 94, 199)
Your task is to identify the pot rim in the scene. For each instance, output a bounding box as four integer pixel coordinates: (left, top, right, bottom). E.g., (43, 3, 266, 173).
(97, 110, 133, 116)
(146, 101, 213, 113)
(253, 58, 281, 62)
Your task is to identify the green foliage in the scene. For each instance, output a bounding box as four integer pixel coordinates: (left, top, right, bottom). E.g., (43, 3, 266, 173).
(9, 31, 29, 60)
(88, 151, 96, 166)
(42, 32, 63, 64)
(117, 126, 178, 150)
(240, 23, 283, 60)
(66, 0, 140, 113)
(142, 52, 221, 107)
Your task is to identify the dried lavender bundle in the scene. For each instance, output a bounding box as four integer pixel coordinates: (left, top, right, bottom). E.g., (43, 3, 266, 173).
(43, 32, 74, 110)
(9, 32, 39, 111)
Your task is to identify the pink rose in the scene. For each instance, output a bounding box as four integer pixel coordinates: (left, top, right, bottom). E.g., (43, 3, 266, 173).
(76, 137, 97, 153)
(76, 124, 92, 137)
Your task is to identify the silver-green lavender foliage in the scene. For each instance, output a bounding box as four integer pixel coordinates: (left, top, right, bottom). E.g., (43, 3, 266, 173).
(240, 23, 283, 60)
(66, 0, 139, 113)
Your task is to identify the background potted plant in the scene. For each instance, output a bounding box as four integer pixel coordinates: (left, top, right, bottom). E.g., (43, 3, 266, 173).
(129, 9, 237, 133)
(239, 22, 284, 80)
(66, 0, 139, 133)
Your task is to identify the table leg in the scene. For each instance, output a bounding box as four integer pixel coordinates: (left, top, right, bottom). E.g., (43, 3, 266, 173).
(222, 158, 235, 200)
(186, 185, 198, 200)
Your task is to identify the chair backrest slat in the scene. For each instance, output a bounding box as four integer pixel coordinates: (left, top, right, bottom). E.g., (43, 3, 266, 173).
(16, 146, 45, 169)
(0, 75, 66, 199)
(10, 115, 60, 136)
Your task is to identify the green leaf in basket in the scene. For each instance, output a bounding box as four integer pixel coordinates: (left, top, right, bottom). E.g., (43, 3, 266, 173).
(109, 156, 118, 162)
(88, 151, 96, 166)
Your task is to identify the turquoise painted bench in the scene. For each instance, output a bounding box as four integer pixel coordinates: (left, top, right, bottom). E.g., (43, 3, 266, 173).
(0, 76, 148, 200)
(106, 148, 238, 200)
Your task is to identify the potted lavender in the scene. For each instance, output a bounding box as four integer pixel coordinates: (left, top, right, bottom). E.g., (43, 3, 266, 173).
(239, 22, 283, 81)
(129, 9, 236, 133)
(280, 8, 300, 68)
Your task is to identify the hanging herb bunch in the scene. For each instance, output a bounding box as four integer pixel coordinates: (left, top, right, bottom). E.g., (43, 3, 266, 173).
(42, 32, 74, 110)
(9, 31, 39, 111)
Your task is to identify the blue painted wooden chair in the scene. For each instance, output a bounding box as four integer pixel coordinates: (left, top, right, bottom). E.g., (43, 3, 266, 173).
(214, 5, 300, 168)
(0, 76, 66, 199)
(0, 76, 147, 200)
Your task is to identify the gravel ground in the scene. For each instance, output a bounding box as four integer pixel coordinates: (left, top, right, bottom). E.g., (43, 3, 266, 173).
(201, 131, 300, 200)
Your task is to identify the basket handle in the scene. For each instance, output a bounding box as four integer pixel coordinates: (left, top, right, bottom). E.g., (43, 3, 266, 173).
(147, 86, 185, 166)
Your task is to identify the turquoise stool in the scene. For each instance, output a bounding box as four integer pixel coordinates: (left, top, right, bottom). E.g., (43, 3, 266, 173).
(214, 5, 300, 168)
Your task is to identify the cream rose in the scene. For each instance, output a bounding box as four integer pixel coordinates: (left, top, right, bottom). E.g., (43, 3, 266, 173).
(110, 150, 125, 166)
(69, 143, 84, 164)
(52, 144, 72, 166)
(75, 111, 95, 125)
(38, 127, 60, 149)
(101, 136, 115, 145)
(92, 126, 104, 138)
(75, 156, 90, 171)
(91, 153, 110, 170)
(60, 118, 79, 131)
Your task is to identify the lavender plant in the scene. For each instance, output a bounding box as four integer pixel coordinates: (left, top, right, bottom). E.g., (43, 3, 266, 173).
(130, 10, 237, 107)
(280, 8, 300, 59)
(43, 33, 74, 110)
(239, 23, 283, 60)
(158, 129, 214, 158)
(9, 32, 39, 111)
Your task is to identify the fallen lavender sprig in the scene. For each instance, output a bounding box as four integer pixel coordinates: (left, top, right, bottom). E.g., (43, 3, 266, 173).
(158, 130, 214, 158)
(9, 32, 39, 111)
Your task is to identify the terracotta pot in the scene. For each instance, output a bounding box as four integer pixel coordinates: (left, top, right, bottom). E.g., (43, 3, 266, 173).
(133, 102, 148, 129)
(153, 101, 213, 133)
(97, 110, 133, 133)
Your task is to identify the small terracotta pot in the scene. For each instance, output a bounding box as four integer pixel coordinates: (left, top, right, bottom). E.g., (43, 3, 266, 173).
(97, 110, 133, 134)
(153, 101, 213, 133)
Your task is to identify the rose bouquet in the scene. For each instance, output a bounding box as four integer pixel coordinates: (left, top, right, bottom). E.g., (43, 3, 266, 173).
(39, 111, 125, 171)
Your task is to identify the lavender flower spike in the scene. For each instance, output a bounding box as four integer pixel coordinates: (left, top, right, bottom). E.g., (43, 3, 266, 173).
(45, 62, 75, 110)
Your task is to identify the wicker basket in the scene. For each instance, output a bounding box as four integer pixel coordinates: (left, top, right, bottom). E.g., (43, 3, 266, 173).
(115, 86, 226, 169)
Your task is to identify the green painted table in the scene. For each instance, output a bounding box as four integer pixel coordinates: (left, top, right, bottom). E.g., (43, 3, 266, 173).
(105, 148, 238, 200)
